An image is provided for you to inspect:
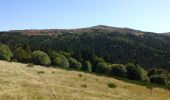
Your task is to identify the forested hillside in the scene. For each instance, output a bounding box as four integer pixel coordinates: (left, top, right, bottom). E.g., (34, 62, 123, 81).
(1, 25, 170, 70)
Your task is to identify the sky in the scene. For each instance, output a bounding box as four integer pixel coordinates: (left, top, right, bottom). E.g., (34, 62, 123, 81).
(0, 0, 170, 33)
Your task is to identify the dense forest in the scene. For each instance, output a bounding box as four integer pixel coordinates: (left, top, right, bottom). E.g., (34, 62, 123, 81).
(0, 25, 170, 87)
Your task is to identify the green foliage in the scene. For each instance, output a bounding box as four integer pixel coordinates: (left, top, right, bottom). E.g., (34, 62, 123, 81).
(150, 74, 169, 85)
(0, 44, 13, 61)
(91, 56, 105, 72)
(107, 83, 117, 88)
(14, 47, 31, 62)
(140, 67, 149, 82)
(2, 29, 170, 71)
(126, 63, 148, 81)
(27, 63, 34, 67)
(110, 64, 127, 77)
(68, 58, 82, 70)
(73, 49, 83, 62)
(95, 63, 111, 74)
(32, 51, 51, 66)
(52, 53, 69, 68)
(148, 68, 169, 77)
(59, 51, 72, 58)
(48, 51, 69, 68)
(82, 61, 92, 72)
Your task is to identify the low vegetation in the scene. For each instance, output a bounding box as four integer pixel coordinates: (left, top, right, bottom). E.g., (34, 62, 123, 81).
(107, 83, 117, 88)
(32, 51, 51, 66)
(26, 63, 34, 67)
(0, 44, 13, 61)
(0, 60, 169, 100)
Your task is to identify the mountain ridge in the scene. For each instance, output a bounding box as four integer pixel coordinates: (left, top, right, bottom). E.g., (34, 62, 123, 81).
(7, 25, 154, 36)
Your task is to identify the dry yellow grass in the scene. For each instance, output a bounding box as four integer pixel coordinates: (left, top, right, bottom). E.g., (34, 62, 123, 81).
(0, 60, 169, 100)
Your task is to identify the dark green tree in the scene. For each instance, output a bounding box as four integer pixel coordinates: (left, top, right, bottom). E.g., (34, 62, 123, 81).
(126, 63, 148, 81)
(95, 63, 111, 74)
(150, 74, 169, 85)
(148, 68, 169, 77)
(14, 47, 31, 62)
(110, 64, 127, 77)
(91, 56, 105, 72)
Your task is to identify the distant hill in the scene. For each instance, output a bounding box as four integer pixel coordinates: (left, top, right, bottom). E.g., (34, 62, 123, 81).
(1, 25, 170, 70)
(9, 25, 146, 36)
(0, 60, 169, 100)
(162, 32, 170, 36)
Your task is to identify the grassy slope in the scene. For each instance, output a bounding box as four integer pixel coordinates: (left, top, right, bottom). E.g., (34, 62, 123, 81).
(0, 60, 169, 100)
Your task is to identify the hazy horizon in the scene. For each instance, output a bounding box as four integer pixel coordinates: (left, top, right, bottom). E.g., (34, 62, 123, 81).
(1, 0, 170, 33)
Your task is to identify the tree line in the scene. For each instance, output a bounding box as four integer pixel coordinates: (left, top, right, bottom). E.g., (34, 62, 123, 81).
(1, 31, 170, 71)
(0, 43, 170, 87)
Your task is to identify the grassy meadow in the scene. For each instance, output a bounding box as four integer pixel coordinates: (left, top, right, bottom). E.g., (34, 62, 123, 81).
(0, 60, 169, 100)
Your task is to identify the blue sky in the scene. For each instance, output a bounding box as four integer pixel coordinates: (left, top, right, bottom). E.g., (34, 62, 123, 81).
(0, 0, 170, 33)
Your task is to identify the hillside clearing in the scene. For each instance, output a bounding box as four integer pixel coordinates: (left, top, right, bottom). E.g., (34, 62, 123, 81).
(0, 60, 169, 100)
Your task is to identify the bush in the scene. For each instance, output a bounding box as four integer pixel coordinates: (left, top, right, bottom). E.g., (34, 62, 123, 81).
(68, 58, 82, 70)
(107, 83, 117, 88)
(95, 63, 111, 74)
(110, 64, 127, 77)
(82, 61, 92, 72)
(37, 70, 45, 74)
(150, 74, 169, 85)
(126, 63, 148, 81)
(148, 68, 169, 77)
(91, 56, 105, 72)
(14, 47, 31, 63)
(53, 54, 69, 68)
(0, 44, 13, 61)
(140, 67, 149, 82)
(32, 51, 51, 66)
(27, 63, 34, 67)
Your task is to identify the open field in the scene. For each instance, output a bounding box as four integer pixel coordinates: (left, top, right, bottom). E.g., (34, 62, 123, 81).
(0, 60, 169, 100)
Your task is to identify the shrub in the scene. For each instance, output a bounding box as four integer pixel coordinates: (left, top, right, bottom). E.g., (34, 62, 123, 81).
(14, 47, 31, 62)
(110, 64, 127, 77)
(95, 63, 111, 74)
(68, 58, 82, 70)
(78, 73, 82, 77)
(140, 68, 149, 82)
(37, 71, 45, 74)
(126, 63, 148, 81)
(49, 51, 69, 68)
(148, 68, 169, 77)
(27, 63, 34, 67)
(82, 61, 92, 72)
(0, 44, 13, 61)
(53, 54, 69, 68)
(32, 51, 51, 66)
(150, 74, 169, 85)
(91, 56, 105, 72)
(107, 83, 117, 88)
